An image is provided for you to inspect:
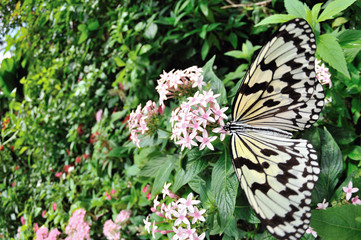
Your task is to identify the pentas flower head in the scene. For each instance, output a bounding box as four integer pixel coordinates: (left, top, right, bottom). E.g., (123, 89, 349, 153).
(128, 100, 162, 148)
(103, 210, 132, 240)
(315, 59, 332, 88)
(103, 220, 121, 240)
(145, 182, 206, 239)
(156, 66, 205, 108)
(171, 90, 228, 151)
(65, 208, 91, 240)
(316, 198, 328, 210)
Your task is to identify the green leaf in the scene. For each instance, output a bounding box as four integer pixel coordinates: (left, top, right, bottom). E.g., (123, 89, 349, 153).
(317, 34, 350, 78)
(348, 146, 361, 161)
(311, 205, 361, 240)
(211, 154, 238, 229)
(313, 128, 343, 203)
(255, 14, 296, 27)
(172, 159, 208, 192)
(88, 20, 100, 31)
(151, 155, 176, 196)
(138, 156, 168, 177)
(201, 40, 210, 60)
(78, 31, 88, 44)
(318, 0, 357, 22)
(202, 56, 227, 105)
(228, 32, 238, 49)
(311, 3, 323, 22)
(144, 23, 158, 39)
(284, 0, 308, 18)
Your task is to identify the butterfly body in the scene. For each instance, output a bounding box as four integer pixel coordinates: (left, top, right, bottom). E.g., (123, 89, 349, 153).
(225, 18, 324, 240)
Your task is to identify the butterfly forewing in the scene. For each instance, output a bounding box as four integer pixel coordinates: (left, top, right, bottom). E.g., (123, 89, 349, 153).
(232, 18, 324, 132)
(228, 18, 324, 240)
(230, 132, 319, 239)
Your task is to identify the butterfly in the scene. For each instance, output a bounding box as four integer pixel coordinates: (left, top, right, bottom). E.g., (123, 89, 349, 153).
(223, 18, 324, 240)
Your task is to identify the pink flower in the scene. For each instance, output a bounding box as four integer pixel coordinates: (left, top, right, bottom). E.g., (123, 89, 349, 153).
(55, 172, 62, 178)
(115, 210, 131, 224)
(96, 109, 103, 122)
(172, 208, 190, 226)
(52, 202, 57, 211)
(110, 189, 116, 195)
(75, 156, 81, 164)
(195, 129, 217, 151)
(103, 219, 121, 240)
(192, 232, 206, 240)
(42, 210, 47, 218)
(20, 216, 25, 225)
(162, 182, 172, 199)
(146, 193, 151, 200)
(36, 226, 48, 240)
(128, 101, 160, 148)
(343, 181, 359, 200)
(315, 59, 332, 88)
(316, 198, 329, 210)
(152, 221, 158, 239)
(306, 227, 317, 238)
(143, 216, 151, 234)
(48, 228, 62, 240)
(171, 90, 227, 151)
(65, 208, 91, 240)
(177, 193, 200, 213)
(34, 223, 39, 232)
(188, 206, 206, 224)
(352, 196, 361, 205)
(156, 66, 204, 108)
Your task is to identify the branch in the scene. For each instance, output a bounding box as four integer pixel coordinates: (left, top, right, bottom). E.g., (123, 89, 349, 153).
(222, 0, 272, 9)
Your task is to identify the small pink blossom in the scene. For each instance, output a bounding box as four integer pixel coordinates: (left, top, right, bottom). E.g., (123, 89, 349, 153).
(196, 129, 217, 151)
(143, 216, 151, 233)
(306, 227, 317, 238)
(96, 109, 103, 122)
(42, 210, 47, 218)
(188, 206, 206, 224)
(316, 198, 328, 210)
(55, 172, 62, 178)
(152, 221, 158, 239)
(52, 202, 57, 211)
(177, 193, 200, 213)
(48, 228, 62, 240)
(20, 216, 25, 225)
(343, 181, 359, 200)
(315, 59, 332, 88)
(192, 232, 206, 240)
(34, 223, 39, 232)
(351, 196, 361, 205)
(162, 182, 172, 199)
(172, 208, 190, 226)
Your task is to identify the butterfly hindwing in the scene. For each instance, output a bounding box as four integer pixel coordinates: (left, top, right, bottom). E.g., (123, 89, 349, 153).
(232, 18, 324, 132)
(230, 131, 320, 240)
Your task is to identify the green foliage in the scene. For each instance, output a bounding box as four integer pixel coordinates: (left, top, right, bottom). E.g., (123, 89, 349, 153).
(311, 205, 361, 239)
(0, 0, 360, 239)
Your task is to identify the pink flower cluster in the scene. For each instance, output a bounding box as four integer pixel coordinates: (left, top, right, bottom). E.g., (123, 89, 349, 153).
(65, 208, 91, 240)
(315, 59, 332, 88)
(128, 100, 161, 148)
(144, 183, 206, 240)
(156, 66, 205, 108)
(35, 226, 61, 240)
(103, 210, 132, 240)
(170, 90, 228, 151)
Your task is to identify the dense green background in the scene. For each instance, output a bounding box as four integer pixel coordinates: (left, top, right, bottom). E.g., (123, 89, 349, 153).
(1, 0, 361, 239)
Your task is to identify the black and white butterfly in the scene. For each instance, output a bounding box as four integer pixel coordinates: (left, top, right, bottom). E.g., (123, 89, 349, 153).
(223, 18, 324, 240)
